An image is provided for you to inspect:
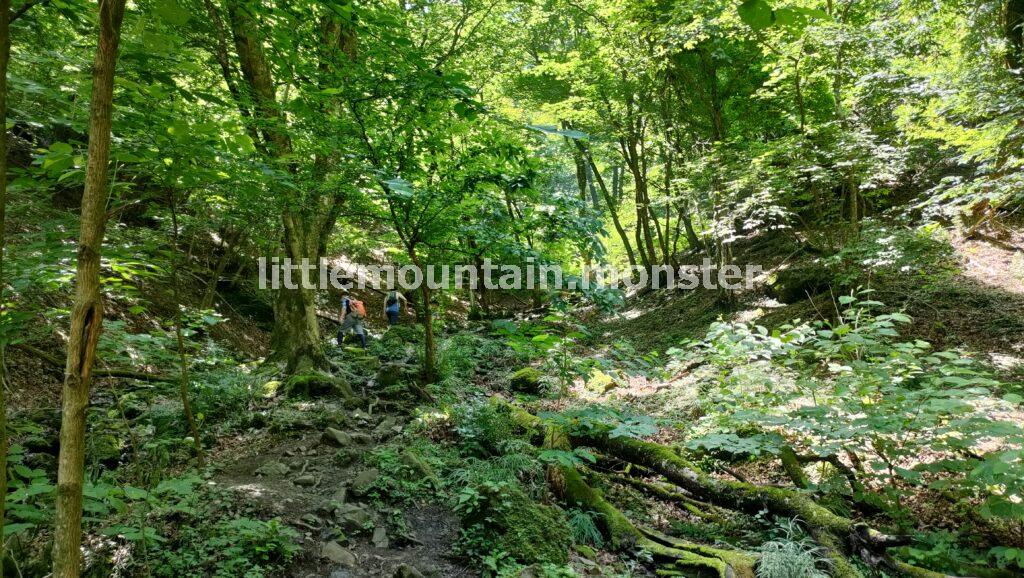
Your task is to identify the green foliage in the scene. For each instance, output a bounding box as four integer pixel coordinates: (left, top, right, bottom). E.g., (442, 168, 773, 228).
(542, 406, 659, 440)
(681, 292, 1024, 523)
(494, 315, 594, 395)
(454, 480, 572, 566)
(155, 516, 300, 578)
(567, 509, 604, 548)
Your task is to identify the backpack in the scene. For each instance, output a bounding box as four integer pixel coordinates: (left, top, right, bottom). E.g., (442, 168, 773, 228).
(349, 299, 366, 318)
(386, 291, 399, 307)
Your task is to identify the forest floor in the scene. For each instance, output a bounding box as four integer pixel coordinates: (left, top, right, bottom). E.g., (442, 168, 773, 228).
(209, 348, 471, 578)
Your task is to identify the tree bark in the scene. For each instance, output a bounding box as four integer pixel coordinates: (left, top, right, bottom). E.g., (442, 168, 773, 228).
(52, 1, 127, 575)
(224, 0, 355, 373)
(0, 0, 11, 572)
(408, 246, 436, 382)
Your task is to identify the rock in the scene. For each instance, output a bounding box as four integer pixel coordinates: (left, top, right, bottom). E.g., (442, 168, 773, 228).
(372, 525, 389, 549)
(351, 468, 380, 495)
(376, 363, 410, 387)
(350, 409, 373, 424)
(330, 486, 348, 505)
(324, 409, 348, 428)
(336, 503, 372, 530)
(255, 461, 290, 476)
(322, 427, 353, 447)
(400, 451, 439, 487)
(585, 369, 620, 394)
(284, 371, 351, 398)
(260, 380, 282, 398)
(393, 564, 424, 578)
(301, 513, 320, 526)
(350, 432, 374, 445)
(294, 474, 317, 487)
(334, 449, 358, 466)
(509, 367, 543, 394)
(374, 416, 401, 439)
(321, 541, 356, 567)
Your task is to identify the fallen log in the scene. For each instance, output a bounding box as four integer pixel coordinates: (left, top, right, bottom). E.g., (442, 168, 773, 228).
(13, 343, 173, 382)
(491, 397, 969, 578)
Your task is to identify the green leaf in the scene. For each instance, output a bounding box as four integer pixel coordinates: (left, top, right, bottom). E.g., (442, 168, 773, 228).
(738, 0, 773, 30)
(154, 0, 190, 26)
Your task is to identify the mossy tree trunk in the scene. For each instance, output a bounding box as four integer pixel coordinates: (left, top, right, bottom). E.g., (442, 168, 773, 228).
(0, 0, 10, 572)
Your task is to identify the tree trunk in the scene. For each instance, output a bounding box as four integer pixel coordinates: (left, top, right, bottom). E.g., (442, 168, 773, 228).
(169, 190, 204, 466)
(225, 0, 351, 373)
(621, 137, 658, 267)
(52, 1, 127, 576)
(201, 228, 241, 310)
(409, 246, 436, 382)
(0, 0, 10, 572)
(576, 143, 637, 267)
(681, 205, 700, 249)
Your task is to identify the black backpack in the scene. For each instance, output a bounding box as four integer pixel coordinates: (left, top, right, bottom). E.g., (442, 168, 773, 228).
(386, 291, 399, 307)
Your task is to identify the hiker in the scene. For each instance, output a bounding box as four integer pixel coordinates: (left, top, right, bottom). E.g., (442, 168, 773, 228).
(383, 289, 408, 326)
(337, 291, 367, 348)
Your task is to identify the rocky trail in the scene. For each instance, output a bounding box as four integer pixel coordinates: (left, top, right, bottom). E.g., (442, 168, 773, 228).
(210, 349, 468, 578)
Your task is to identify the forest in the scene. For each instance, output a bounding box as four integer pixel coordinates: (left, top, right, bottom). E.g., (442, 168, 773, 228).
(0, 0, 1023, 576)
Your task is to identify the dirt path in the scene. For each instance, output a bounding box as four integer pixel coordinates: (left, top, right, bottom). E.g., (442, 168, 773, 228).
(212, 386, 467, 577)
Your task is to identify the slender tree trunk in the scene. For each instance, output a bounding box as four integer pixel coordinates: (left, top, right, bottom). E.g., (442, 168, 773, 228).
(0, 0, 11, 572)
(168, 190, 204, 466)
(408, 246, 436, 382)
(681, 205, 700, 249)
(621, 137, 657, 267)
(200, 229, 241, 310)
(52, 1, 127, 575)
(576, 143, 636, 267)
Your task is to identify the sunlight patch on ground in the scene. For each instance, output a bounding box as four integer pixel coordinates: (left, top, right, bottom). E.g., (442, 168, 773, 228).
(225, 483, 268, 499)
(953, 231, 1024, 295)
(990, 352, 1024, 370)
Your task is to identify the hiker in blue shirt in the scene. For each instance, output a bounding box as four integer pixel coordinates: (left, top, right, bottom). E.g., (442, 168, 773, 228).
(383, 290, 407, 326)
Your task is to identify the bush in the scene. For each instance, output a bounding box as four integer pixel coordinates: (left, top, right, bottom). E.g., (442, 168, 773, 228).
(156, 516, 300, 578)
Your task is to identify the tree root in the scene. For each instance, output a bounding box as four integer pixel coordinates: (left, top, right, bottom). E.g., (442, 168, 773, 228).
(491, 398, 966, 578)
(552, 460, 757, 578)
(608, 474, 737, 526)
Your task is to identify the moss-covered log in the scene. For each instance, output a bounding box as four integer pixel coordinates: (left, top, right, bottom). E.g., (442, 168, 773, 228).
(553, 461, 758, 578)
(492, 397, 961, 578)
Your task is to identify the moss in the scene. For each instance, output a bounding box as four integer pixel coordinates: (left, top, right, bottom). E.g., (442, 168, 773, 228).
(461, 483, 572, 565)
(509, 367, 543, 394)
(283, 371, 353, 398)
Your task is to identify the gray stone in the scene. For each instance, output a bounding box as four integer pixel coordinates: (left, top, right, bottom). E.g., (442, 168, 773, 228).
(330, 486, 348, 504)
(334, 449, 357, 466)
(393, 564, 424, 578)
(374, 416, 401, 439)
(372, 525, 389, 549)
(322, 427, 353, 447)
(336, 503, 371, 530)
(350, 432, 374, 445)
(255, 461, 290, 476)
(320, 541, 356, 567)
(351, 468, 380, 495)
(294, 474, 317, 487)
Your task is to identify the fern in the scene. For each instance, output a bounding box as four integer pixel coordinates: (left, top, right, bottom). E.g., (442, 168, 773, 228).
(757, 520, 830, 578)
(567, 509, 604, 548)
